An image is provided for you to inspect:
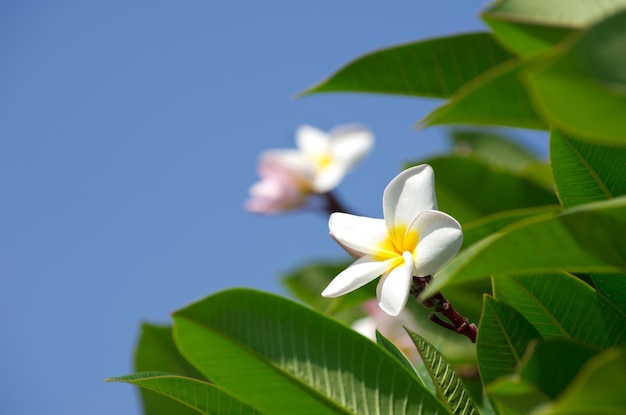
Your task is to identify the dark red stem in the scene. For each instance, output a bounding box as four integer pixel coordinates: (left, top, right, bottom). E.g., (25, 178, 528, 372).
(410, 275, 477, 343)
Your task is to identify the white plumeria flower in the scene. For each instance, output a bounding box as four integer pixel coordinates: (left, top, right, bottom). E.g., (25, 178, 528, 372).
(289, 124, 374, 193)
(322, 165, 463, 316)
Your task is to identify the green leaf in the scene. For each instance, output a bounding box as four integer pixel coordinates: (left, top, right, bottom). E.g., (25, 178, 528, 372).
(483, 18, 573, 56)
(106, 372, 259, 415)
(406, 329, 480, 415)
(408, 156, 558, 224)
(480, 0, 626, 55)
(476, 296, 542, 385)
(422, 197, 626, 298)
(375, 330, 418, 378)
(493, 273, 626, 348)
(173, 289, 450, 415)
(462, 205, 562, 249)
(550, 130, 626, 208)
(518, 339, 598, 399)
(301, 32, 513, 98)
(482, 0, 626, 28)
(591, 273, 626, 314)
(282, 260, 373, 319)
(134, 323, 207, 415)
(420, 59, 546, 130)
(487, 377, 549, 415)
(449, 130, 543, 173)
(532, 347, 626, 415)
(527, 9, 626, 145)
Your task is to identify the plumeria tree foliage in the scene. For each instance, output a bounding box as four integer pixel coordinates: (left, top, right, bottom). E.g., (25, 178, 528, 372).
(109, 1, 626, 414)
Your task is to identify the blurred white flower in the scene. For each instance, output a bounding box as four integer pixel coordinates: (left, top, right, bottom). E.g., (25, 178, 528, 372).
(246, 124, 374, 214)
(322, 165, 463, 316)
(245, 152, 311, 214)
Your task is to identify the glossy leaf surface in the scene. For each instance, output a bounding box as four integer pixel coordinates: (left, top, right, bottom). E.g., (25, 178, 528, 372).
(107, 372, 259, 415)
(550, 130, 626, 208)
(173, 289, 449, 415)
(476, 296, 541, 385)
(423, 197, 626, 297)
(302, 33, 513, 98)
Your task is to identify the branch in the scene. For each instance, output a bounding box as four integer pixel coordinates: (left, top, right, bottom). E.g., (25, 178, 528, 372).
(410, 275, 477, 343)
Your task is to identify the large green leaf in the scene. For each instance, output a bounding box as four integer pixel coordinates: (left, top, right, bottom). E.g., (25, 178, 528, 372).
(422, 197, 626, 297)
(482, 0, 626, 28)
(420, 59, 546, 130)
(173, 289, 450, 415)
(481, 0, 626, 55)
(487, 377, 549, 415)
(550, 130, 626, 208)
(527, 9, 626, 145)
(406, 329, 480, 415)
(493, 273, 626, 348)
(532, 347, 626, 415)
(476, 296, 541, 385)
(518, 339, 598, 399)
(461, 205, 562, 249)
(449, 130, 544, 173)
(591, 273, 626, 314)
(301, 33, 513, 98)
(107, 372, 259, 415)
(408, 156, 558, 224)
(134, 323, 207, 415)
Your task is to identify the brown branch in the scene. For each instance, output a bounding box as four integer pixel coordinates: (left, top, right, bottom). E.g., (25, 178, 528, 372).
(410, 275, 477, 343)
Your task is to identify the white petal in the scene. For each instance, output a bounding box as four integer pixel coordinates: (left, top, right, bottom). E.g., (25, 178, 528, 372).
(259, 149, 315, 179)
(376, 252, 414, 316)
(329, 213, 393, 258)
(328, 125, 374, 166)
(322, 255, 395, 298)
(312, 163, 346, 193)
(383, 165, 438, 239)
(296, 125, 329, 154)
(410, 210, 463, 276)
(351, 317, 377, 341)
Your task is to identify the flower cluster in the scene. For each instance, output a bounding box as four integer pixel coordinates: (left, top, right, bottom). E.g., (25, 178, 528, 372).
(246, 124, 374, 214)
(322, 165, 463, 316)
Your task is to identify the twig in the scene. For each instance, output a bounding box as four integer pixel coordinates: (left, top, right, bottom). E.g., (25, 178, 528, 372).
(410, 275, 477, 343)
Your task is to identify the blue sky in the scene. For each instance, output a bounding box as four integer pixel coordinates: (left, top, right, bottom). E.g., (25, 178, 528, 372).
(1, 2, 548, 414)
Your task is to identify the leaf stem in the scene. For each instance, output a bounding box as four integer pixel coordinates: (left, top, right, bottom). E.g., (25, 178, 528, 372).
(410, 275, 477, 343)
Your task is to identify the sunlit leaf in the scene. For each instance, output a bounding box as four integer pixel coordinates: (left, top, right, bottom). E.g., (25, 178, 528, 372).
(449, 130, 543, 173)
(107, 372, 259, 415)
(476, 296, 541, 385)
(527, 10, 626, 145)
(301, 32, 513, 98)
(480, 0, 626, 55)
(134, 323, 206, 415)
(420, 60, 546, 130)
(461, 205, 562, 249)
(406, 329, 480, 415)
(493, 273, 626, 348)
(550, 130, 626, 208)
(422, 197, 626, 298)
(532, 347, 626, 415)
(173, 289, 449, 415)
(408, 156, 558, 224)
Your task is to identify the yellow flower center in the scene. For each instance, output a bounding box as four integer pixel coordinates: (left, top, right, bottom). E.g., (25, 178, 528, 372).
(374, 224, 419, 261)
